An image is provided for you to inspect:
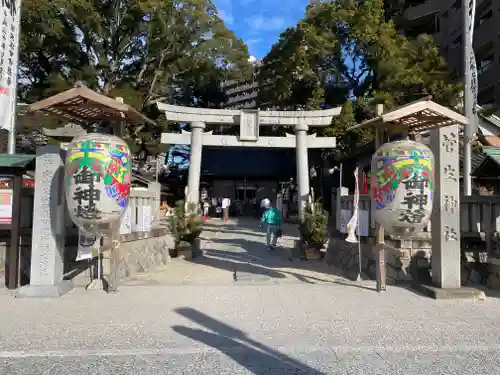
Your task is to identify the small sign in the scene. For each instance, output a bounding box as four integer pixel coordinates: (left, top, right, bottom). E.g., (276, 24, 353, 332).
(356, 210, 369, 237)
(339, 209, 351, 233)
(0, 176, 12, 223)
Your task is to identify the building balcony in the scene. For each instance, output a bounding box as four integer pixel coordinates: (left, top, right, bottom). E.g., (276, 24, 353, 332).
(473, 17, 495, 50)
(478, 63, 498, 92)
(404, 0, 440, 21)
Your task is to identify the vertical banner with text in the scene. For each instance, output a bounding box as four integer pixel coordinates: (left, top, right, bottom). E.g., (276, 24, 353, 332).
(0, 0, 21, 133)
(464, 0, 478, 134)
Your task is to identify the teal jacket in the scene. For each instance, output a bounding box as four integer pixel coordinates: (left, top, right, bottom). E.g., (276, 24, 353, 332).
(261, 207, 281, 226)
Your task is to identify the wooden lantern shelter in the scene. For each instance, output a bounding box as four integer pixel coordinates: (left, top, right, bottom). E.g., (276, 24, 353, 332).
(347, 98, 469, 134)
(28, 85, 155, 126)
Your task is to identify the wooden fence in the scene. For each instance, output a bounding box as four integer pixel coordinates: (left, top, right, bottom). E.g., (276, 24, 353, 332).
(332, 191, 500, 254)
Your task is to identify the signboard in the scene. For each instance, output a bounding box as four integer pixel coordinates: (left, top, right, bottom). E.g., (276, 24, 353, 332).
(0, 176, 12, 223)
(0, 0, 21, 133)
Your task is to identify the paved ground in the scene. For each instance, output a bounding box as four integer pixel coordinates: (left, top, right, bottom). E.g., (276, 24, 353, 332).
(1, 218, 499, 374)
(125, 218, 367, 288)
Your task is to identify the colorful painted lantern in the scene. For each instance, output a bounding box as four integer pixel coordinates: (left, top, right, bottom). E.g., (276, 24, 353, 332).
(64, 133, 131, 235)
(371, 140, 434, 236)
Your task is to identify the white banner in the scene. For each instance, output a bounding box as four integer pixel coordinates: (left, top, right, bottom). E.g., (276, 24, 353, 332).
(346, 167, 359, 243)
(76, 229, 100, 261)
(0, 0, 21, 132)
(465, 0, 478, 133)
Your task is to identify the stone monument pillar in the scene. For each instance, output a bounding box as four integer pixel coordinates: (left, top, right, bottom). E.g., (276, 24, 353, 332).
(16, 145, 72, 298)
(295, 123, 310, 220)
(430, 125, 461, 288)
(187, 121, 205, 205)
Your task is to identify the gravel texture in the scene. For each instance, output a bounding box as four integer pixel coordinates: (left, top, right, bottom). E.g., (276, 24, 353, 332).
(1, 218, 499, 374)
(0, 283, 499, 374)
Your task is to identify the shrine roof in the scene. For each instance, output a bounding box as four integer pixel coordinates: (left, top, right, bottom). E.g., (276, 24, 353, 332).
(29, 86, 155, 126)
(347, 98, 468, 133)
(471, 147, 500, 177)
(42, 123, 86, 138)
(0, 154, 35, 169)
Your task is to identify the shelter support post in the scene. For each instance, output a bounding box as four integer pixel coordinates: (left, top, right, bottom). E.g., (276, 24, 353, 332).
(187, 121, 205, 206)
(5, 174, 22, 289)
(430, 125, 461, 288)
(374, 104, 386, 293)
(295, 124, 309, 221)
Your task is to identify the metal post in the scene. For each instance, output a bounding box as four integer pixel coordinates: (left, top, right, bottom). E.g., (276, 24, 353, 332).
(7, 117, 16, 154)
(374, 104, 386, 292)
(463, 0, 478, 196)
(155, 154, 159, 182)
(339, 163, 343, 190)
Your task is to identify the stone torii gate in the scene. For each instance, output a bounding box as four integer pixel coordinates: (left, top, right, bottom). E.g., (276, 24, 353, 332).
(158, 104, 340, 218)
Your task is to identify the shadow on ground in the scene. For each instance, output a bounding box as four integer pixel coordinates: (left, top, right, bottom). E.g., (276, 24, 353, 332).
(196, 218, 375, 291)
(172, 307, 326, 375)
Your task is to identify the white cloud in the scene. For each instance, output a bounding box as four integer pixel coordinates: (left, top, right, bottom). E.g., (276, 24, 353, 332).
(218, 9, 234, 24)
(246, 15, 285, 30)
(248, 55, 257, 62)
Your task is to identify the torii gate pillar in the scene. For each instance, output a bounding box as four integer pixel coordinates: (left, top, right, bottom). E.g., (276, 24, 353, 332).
(186, 121, 205, 204)
(158, 104, 340, 219)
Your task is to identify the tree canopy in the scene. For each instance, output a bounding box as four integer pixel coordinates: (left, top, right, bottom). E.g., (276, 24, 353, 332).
(257, 0, 462, 158)
(18, 0, 252, 153)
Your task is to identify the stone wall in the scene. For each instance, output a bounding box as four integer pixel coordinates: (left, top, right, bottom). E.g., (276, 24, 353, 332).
(1, 226, 175, 288)
(71, 228, 175, 286)
(325, 226, 495, 287)
(324, 234, 421, 284)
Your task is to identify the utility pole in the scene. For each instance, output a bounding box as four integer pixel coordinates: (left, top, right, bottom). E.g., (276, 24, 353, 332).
(463, 0, 478, 196)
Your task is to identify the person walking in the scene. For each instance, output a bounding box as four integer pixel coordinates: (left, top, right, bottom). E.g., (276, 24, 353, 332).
(221, 196, 231, 223)
(260, 200, 282, 251)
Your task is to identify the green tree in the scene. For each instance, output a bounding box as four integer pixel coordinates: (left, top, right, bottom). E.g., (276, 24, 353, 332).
(257, 0, 461, 157)
(19, 0, 252, 154)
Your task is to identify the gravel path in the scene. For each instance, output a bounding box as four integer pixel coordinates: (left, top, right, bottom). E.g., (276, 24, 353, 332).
(0, 283, 499, 374)
(125, 218, 363, 287)
(1, 218, 498, 374)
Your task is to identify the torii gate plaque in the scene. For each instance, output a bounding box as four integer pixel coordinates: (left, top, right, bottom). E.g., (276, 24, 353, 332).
(158, 103, 340, 219)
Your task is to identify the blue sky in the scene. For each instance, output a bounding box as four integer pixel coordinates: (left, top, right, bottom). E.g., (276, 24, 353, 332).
(212, 0, 310, 59)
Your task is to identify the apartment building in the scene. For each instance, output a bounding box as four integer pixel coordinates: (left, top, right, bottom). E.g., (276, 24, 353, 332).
(389, 0, 500, 108)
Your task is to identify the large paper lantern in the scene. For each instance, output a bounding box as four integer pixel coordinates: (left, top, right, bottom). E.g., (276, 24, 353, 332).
(64, 133, 131, 235)
(371, 140, 434, 236)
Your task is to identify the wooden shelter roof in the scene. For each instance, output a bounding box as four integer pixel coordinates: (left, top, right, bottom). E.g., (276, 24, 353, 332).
(347, 98, 469, 133)
(28, 86, 155, 126)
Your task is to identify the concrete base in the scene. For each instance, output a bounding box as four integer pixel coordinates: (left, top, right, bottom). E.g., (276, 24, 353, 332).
(412, 282, 486, 300)
(15, 280, 73, 298)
